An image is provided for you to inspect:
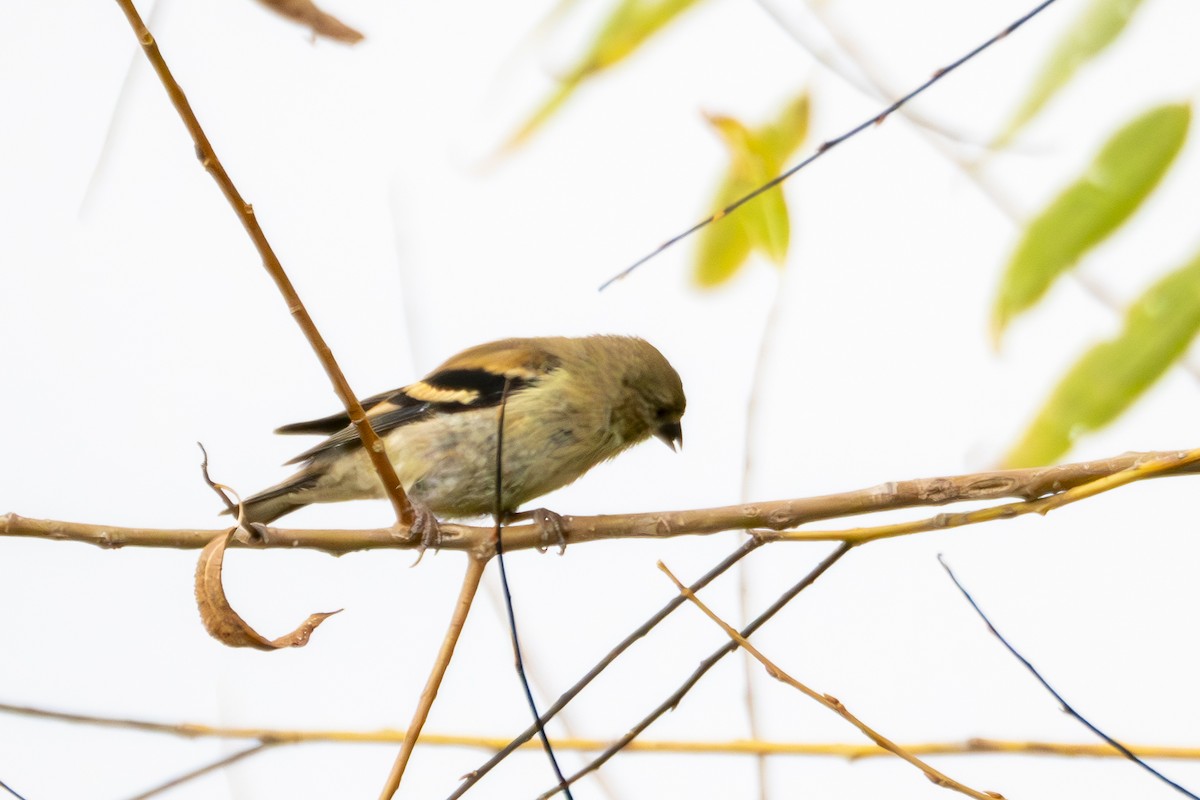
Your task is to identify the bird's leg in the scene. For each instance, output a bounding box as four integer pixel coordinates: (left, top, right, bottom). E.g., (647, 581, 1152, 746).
(503, 507, 567, 554)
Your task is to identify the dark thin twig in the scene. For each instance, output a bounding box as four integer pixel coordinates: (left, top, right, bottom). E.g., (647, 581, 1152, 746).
(124, 742, 275, 800)
(599, 0, 1061, 289)
(938, 555, 1200, 800)
(535, 543, 853, 799)
(447, 535, 768, 798)
(0, 778, 28, 800)
(492, 380, 575, 798)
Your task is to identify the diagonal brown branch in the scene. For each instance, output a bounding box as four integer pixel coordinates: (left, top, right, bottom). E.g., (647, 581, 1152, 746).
(110, 0, 414, 527)
(377, 554, 488, 799)
(533, 544, 852, 798)
(449, 536, 765, 797)
(124, 742, 276, 800)
(660, 563, 1003, 800)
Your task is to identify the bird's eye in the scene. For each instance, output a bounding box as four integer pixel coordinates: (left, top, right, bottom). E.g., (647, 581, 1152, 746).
(655, 407, 671, 419)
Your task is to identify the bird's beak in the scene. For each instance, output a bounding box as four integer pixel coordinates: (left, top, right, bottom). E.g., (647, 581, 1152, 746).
(655, 421, 683, 452)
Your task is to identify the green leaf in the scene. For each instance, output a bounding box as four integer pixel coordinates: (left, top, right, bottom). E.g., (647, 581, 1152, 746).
(500, 0, 703, 152)
(1003, 247, 1200, 468)
(996, 0, 1146, 147)
(992, 102, 1190, 341)
(693, 94, 810, 286)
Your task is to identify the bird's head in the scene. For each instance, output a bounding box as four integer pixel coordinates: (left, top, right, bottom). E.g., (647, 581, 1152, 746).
(605, 337, 686, 451)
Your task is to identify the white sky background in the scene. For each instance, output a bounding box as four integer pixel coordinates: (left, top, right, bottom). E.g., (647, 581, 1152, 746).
(3, 0, 1200, 797)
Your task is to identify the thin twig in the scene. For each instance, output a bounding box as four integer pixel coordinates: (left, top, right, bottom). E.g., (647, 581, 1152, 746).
(661, 562, 1003, 800)
(197, 442, 244, 520)
(447, 535, 765, 798)
(751, 0, 963, 139)
(753, 0, 1007, 153)
(599, 0, 1061, 288)
(110, 0, 415, 527)
(534, 544, 852, 799)
(378, 554, 487, 799)
(491, 380, 574, 797)
(939, 556, 1200, 800)
(0, 778, 28, 800)
(124, 742, 276, 800)
(9, 448, 1200, 555)
(479, 572, 618, 797)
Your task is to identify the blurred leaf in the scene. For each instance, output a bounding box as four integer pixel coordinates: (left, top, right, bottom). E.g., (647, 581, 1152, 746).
(504, 83, 576, 155)
(992, 102, 1190, 341)
(693, 182, 754, 286)
(707, 116, 790, 264)
(1003, 247, 1200, 468)
(759, 94, 812, 160)
(575, 0, 701, 70)
(502, 0, 703, 152)
(996, 0, 1145, 146)
(694, 94, 810, 287)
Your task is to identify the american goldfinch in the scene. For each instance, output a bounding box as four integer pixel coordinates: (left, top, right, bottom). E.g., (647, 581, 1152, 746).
(236, 335, 686, 527)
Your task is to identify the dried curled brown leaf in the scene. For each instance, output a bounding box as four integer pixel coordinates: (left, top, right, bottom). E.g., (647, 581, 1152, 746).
(195, 530, 341, 650)
(255, 0, 365, 44)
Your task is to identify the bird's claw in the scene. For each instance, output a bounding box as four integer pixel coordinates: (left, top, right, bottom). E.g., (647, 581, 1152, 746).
(247, 522, 271, 543)
(408, 504, 443, 566)
(506, 507, 567, 554)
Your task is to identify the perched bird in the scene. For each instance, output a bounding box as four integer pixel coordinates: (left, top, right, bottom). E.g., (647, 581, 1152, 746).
(235, 335, 686, 529)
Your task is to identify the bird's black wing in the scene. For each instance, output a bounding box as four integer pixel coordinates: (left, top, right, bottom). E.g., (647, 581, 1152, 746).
(274, 387, 401, 437)
(279, 363, 540, 465)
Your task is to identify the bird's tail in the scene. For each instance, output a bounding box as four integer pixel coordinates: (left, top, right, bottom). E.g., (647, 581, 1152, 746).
(222, 474, 318, 525)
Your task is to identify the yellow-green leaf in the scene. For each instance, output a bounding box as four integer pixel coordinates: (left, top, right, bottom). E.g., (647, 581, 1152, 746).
(992, 102, 1190, 341)
(694, 180, 754, 287)
(575, 0, 699, 72)
(706, 115, 789, 264)
(996, 0, 1146, 147)
(501, 0, 702, 153)
(1003, 247, 1200, 468)
(759, 94, 811, 163)
(693, 94, 809, 286)
(743, 179, 791, 264)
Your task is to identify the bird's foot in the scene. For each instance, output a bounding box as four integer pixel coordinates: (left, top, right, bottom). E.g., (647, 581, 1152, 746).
(505, 507, 567, 554)
(408, 504, 443, 565)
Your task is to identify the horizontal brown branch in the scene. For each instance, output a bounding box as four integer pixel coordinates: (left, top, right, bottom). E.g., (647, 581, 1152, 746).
(4, 702, 1197, 760)
(4, 449, 1198, 557)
